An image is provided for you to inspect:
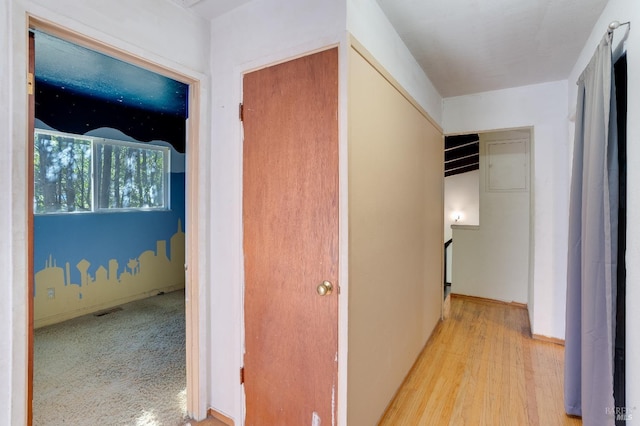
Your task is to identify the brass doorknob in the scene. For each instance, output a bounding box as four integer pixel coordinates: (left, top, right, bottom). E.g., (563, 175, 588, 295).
(317, 281, 333, 296)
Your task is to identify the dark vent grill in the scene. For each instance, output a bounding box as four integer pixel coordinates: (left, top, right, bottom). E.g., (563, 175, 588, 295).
(445, 134, 479, 177)
(93, 307, 123, 317)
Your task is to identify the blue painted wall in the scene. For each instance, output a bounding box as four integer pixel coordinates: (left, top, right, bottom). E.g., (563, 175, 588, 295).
(33, 127, 186, 325)
(33, 172, 185, 286)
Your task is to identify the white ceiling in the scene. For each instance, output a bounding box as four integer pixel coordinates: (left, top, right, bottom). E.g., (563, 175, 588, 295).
(376, 0, 610, 97)
(177, 0, 611, 97)
(179, 0, 253, 19)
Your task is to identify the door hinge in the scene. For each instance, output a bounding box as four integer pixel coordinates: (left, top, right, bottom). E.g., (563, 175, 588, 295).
(239, 103, 244, 122)
(27, 72, 34, 95)
(240, 367, 245, 384)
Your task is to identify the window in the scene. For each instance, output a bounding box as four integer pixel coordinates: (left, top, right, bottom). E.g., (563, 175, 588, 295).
(34, 130, 170, 214)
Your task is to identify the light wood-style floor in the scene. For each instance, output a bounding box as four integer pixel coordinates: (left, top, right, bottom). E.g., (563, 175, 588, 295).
(379, 295, 582, 425)
(187, 417, 227, 426)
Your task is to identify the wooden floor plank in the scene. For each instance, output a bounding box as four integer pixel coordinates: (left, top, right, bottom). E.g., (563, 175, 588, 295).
(379, 295, 582, 425)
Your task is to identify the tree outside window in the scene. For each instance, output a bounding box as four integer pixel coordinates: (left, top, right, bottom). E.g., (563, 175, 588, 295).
(34, 130, 170, 214)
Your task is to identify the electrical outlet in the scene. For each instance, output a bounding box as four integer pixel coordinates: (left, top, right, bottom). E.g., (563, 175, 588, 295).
(47, 288, 55, 299)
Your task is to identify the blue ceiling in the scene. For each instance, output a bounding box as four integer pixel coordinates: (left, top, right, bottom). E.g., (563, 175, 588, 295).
(34, 30, 188, 116)
(33, 30, 188, 152)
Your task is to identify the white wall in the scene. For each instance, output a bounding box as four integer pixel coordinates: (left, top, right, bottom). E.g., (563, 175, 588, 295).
(443, 80, 569, 339)
(0, 0, 445, 424)
(347, 0, 443, 124)
(444, 170, 480, 241)
(2, 1, 210, 424)
(208, 1, 443, 424)
(452, 130, 530, 304)
(0, 2, 14, 424)
(567, 0, 640, 419)
(444, 171, 479, 283)
(208, 0, 346, 423)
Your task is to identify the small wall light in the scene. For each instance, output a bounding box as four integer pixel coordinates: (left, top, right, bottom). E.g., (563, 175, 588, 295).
(451, 211, 463, 223)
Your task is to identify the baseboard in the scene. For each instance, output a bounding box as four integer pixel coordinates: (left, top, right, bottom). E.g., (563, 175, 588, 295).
(443, 292, 452, 319)
(450, 294, 564, 345)
(208, 408, 235, 425)
(451, 293, 527, 309)
(378, 317, 443, 423)
(532, 334, 565, 346)
(34, 284, 185, 328)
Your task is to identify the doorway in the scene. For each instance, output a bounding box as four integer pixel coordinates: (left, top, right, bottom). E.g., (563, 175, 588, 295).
(27, 18, 202, 425)
(443, 133, 480, 302)
(445, 129, 531, 306)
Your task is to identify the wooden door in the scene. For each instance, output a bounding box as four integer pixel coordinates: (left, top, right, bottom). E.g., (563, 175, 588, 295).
(242, 48, 339, 425)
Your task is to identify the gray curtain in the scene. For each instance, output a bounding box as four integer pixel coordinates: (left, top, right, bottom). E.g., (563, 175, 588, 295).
(565, 32, 619, 426)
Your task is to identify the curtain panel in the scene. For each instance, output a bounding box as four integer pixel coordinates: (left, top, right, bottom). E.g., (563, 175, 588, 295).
(564, 32, 619, 426)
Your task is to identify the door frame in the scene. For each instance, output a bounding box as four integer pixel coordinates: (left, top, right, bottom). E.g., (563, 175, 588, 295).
(444, 126, 534, 319)
(241, 47, 340, 424)
(26, 16, 204, 424)
(237, 42, 347, 426)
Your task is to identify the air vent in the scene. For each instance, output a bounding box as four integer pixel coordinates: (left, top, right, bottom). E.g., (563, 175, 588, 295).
(93, 307, 123, 317)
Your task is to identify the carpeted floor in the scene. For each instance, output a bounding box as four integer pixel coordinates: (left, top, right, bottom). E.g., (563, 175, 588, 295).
(34, 290, 188, 426)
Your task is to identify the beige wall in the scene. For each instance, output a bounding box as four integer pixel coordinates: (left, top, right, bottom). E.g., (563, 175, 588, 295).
(347, 46, 443, 425)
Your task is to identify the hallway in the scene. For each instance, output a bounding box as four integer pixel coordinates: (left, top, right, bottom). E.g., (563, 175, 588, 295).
(380, 296, 581, 425)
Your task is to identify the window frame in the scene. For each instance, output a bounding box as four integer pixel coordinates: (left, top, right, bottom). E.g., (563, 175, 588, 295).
(34, 128, 171, 215)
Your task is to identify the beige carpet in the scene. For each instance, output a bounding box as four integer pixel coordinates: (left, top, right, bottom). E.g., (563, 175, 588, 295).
(34, 290, 188, 426)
